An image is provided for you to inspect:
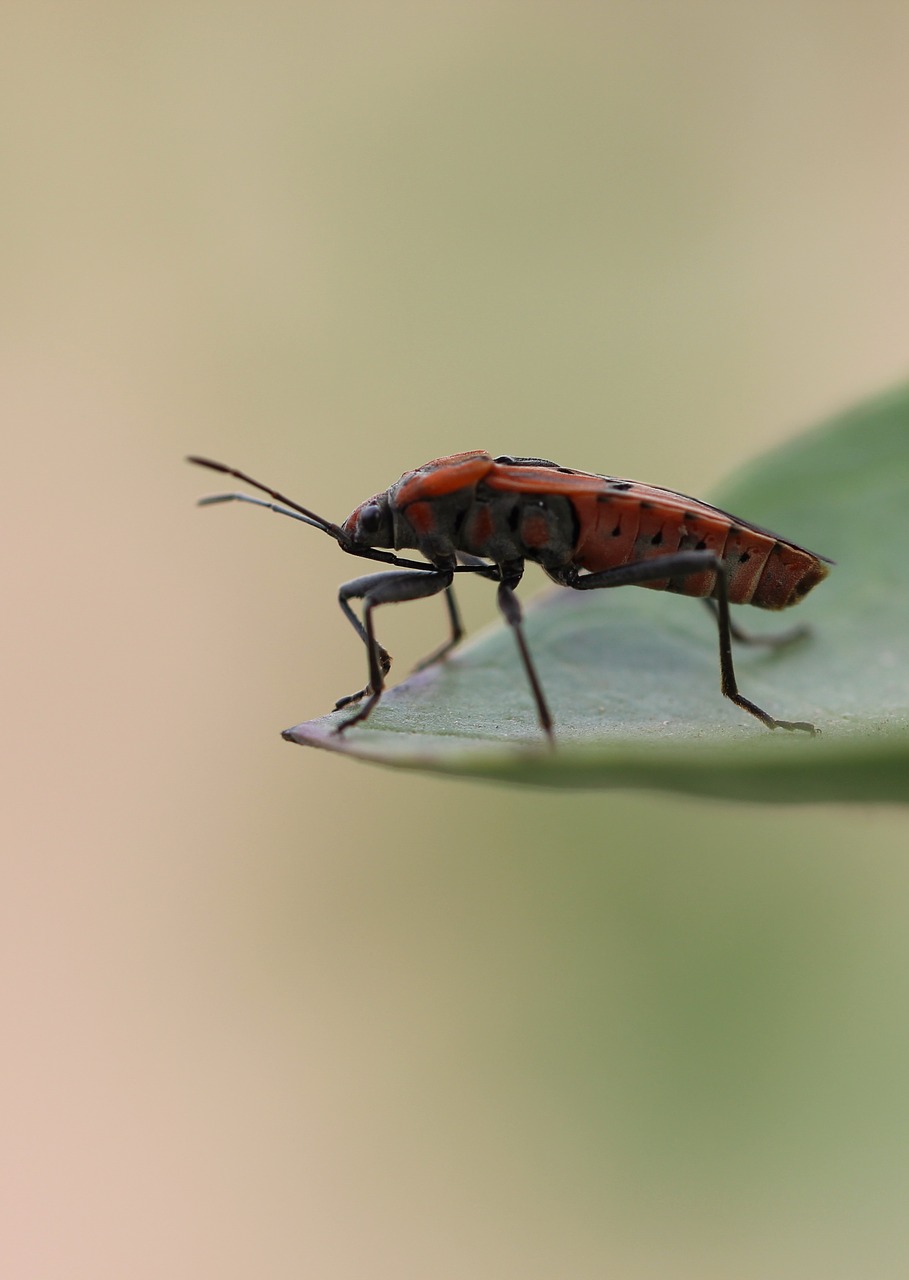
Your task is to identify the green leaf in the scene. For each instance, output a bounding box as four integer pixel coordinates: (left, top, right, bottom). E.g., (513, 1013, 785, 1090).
(284, 384, 909, 801)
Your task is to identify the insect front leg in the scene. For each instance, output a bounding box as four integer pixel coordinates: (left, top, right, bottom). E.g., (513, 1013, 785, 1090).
(563, 551, 817, 734)
(334, 568, 454, 732)
(411, 586, 465, 672)
(410, 552, 502, 672)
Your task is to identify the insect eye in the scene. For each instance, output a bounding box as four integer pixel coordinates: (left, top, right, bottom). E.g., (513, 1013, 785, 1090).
(359, 503, 382, 535)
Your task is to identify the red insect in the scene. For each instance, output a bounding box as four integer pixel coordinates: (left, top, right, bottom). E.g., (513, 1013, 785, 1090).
(189, 450, 831, 742)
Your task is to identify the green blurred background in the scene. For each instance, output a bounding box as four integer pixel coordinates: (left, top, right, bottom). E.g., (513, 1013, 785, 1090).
(5, 3, 909, 1276)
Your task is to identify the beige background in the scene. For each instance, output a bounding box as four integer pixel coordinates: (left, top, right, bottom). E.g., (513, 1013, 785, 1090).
(4, 3, 909, 1277)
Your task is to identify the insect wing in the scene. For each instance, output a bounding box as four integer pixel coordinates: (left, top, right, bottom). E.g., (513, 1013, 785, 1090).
(484, 461, 829, 561)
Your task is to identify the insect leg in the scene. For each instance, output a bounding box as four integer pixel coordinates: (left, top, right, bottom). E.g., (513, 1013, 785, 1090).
(565, 551, 816, 734)
(334, 568, 454, 732)
(702, 599, 810, 649)
(411, 586, 466, 672)
(411, 556, 499, 673)
(495, 577, 554, 744)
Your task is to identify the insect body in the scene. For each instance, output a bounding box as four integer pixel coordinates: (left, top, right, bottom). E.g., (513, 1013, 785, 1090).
(189, 450, 831, 742)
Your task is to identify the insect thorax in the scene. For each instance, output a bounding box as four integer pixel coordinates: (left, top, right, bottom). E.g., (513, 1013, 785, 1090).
(396, 485, 578, 569)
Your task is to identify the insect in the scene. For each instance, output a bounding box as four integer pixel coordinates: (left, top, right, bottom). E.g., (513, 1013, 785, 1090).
(189, 450, 831, 742)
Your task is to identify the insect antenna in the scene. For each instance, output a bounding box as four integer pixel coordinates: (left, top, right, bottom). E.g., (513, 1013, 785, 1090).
(187, 455, 348, 543)
(188, 454, 477, 574)
(195, 490, 336, 533)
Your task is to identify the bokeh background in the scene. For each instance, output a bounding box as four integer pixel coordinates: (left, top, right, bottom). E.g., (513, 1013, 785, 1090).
(5, 3, 909, 1276)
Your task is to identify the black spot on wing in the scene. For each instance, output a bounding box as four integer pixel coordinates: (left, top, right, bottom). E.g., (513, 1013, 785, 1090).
(629, 480, 835, 563)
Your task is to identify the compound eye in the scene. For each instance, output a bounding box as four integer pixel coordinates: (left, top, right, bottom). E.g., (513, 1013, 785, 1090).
(358, 503, 382, 536)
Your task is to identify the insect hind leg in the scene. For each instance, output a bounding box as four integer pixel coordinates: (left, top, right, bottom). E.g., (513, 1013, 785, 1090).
(702, 598, 810, 650)
(564, 551, 817, 735)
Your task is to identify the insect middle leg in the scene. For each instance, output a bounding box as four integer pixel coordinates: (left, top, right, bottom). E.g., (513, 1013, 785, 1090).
(561, 551, 817, 734)
(334, 568, 454, 731)
(495, 567, 554, 744)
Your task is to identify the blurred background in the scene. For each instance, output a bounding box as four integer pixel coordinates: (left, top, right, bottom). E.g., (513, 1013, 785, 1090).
(4, 2, 909, 1276)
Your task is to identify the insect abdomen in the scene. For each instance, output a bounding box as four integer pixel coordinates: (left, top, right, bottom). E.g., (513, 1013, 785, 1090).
(747, 541, 829, 609)
(570, 491, 828, 609)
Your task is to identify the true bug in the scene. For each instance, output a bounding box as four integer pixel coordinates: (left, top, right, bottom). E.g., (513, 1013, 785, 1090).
(189, 450, 831, 742)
